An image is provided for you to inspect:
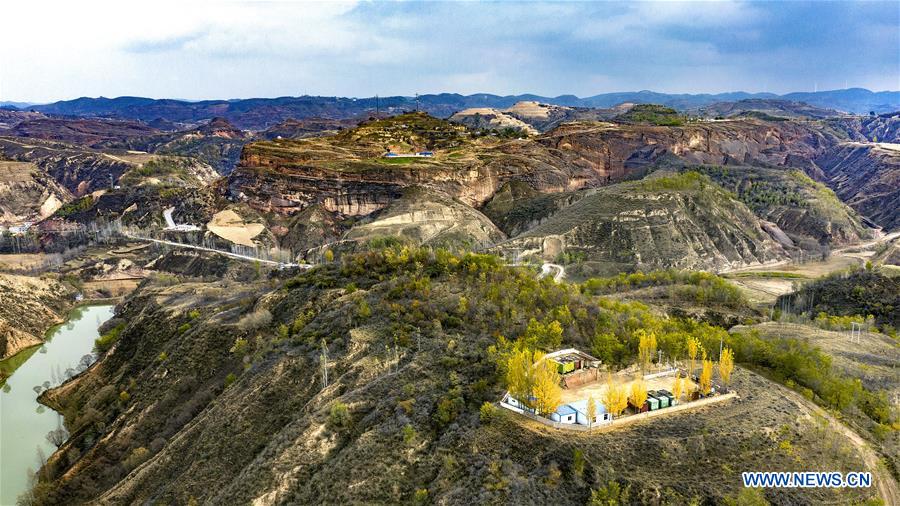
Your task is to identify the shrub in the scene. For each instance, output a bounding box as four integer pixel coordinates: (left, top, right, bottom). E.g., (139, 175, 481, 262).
(237, 308, 272, 331)
(479, 402, 498, 424)
(590, 481, 631, 506)
(357, 299, 372, 319)
(572, 448, 585, 479)
(328, 402, 352, 430)
(402, 424, 417, 445)
(95, 323, 126, 353)
(177, 323, 191, 334)
(230, 338, 249, 355)
(413, 489, 428, 505)
(122, 447, 150, 470)
(224, 372, 237, 387)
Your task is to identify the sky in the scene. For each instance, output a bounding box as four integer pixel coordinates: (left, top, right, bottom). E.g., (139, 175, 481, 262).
(1, 0, 898, 103)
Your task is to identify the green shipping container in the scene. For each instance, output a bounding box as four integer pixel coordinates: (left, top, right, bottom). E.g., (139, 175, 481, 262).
(650, 391, 669, 408)
(645, 396, 659, 411)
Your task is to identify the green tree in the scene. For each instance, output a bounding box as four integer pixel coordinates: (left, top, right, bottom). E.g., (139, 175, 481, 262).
(590, 480, 631, 506)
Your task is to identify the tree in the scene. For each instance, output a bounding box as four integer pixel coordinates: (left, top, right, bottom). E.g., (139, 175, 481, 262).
(587, 395, 597, 429)
(323, 249, 334, 262)
(700, 359, 714, 395)
(629, 377, 648, 410)
(636, 329, 657, 373)
(603, 374, 628, 417)
(590, 480, 631, 506)
(506, 348, 536, 407)
(46, 425, 68, 448)
(719, 347, 735, 388)
(522, 318, 563, 350)
(686, 336, 702, 376)
(531, 357, 562, 415)
(672, 375, 683, 400)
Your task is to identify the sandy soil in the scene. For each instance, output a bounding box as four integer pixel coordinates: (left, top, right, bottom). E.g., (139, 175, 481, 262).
(0, 253, 53, 270)
(560, 371, 697, 404)
(206, 209, 265, 247)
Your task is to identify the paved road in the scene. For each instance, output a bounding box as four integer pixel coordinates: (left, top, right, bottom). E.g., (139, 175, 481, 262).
(125, 234, 311, 270)
(539, 263, 565, 282)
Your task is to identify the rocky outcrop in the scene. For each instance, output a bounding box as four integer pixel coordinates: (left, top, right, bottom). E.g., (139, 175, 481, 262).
(450, 101, 618, 133)
(99, 118, 250, 175)
(0, 273, 73, 359)
(814, 143, 900, 231)
(343, 187, 505, 249)
(8, 117, 159, 146)
(0, 160, 72, 225)
(829, 112, 900, 143)
(0, 136, 132, 195)
(495, 173, 786, 273)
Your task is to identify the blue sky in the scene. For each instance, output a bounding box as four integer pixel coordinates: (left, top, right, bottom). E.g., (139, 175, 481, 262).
(1, 1, 897, 102)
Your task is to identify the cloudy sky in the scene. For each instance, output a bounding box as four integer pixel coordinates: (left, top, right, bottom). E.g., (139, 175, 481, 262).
(1, 0, 897, 102)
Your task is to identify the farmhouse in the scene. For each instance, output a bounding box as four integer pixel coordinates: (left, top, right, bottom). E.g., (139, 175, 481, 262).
(501, 348, 612, 427)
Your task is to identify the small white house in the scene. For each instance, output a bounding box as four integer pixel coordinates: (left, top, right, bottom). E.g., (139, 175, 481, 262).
(550, 404, 578, 424)
(568, 399, 612, 426)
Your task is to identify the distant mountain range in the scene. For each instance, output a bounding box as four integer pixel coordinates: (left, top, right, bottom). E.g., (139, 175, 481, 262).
(7, 88, 898, 130)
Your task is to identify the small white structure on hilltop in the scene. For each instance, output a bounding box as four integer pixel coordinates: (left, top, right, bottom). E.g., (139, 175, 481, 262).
(8, 222, 33, 235)
(163, 207, 201, 232)
(383, 151, 434, 158)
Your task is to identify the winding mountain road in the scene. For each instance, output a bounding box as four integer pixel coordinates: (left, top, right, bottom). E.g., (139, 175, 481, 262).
(539, 263, 565, 282)
(758, 370, 899, 506)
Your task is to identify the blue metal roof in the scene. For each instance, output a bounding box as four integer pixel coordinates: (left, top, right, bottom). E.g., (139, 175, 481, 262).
(567, 399, 607, 415)
(555, 404, 578, 416)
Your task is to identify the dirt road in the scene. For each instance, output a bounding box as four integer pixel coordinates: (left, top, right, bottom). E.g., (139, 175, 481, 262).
(756, 370, 899, 505)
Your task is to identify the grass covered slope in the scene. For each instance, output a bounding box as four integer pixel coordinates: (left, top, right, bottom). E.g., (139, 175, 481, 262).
(776, 268, 900, 328)
(686, 165, 871, 249)
(497, 172, 785, 274)
(29, 248, 884, 505)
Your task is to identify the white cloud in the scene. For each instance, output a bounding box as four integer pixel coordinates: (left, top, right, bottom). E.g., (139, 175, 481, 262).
(0, 0, 895, 102)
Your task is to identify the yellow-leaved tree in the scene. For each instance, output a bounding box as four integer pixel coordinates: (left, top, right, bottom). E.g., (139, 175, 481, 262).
(629, 377, 648, 410)
(506, 348, 537, 408)
(587, 395, 597, 429)
(531, 357, 562, 415)
(672, 375, 683, 400)
(700, 358, 713, 395)
(686, 336, 702, 377)
(603, 373, 629, 417)
(636, 329, 658, 373)
(719, 347, 734, 389)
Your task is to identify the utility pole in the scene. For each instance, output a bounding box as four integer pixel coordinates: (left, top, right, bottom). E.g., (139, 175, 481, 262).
(415, 93, 420, 112)
(375, 94, 379, 119)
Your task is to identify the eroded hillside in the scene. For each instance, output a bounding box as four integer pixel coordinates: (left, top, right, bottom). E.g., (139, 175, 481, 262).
(0, 273, 73, 361)
(33, 250, 882, 505)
